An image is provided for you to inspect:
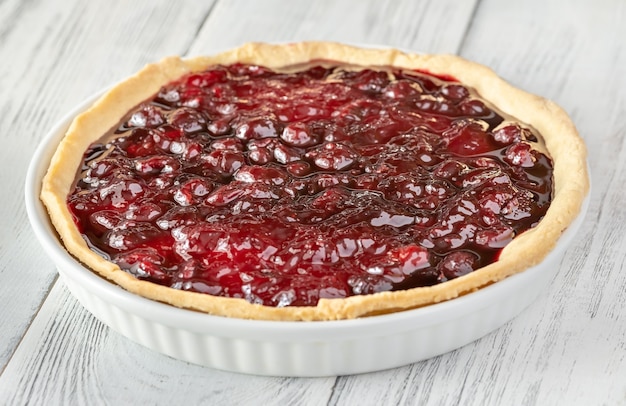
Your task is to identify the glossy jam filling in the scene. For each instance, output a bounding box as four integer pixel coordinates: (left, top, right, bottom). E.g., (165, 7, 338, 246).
(68, 63, 553, 307)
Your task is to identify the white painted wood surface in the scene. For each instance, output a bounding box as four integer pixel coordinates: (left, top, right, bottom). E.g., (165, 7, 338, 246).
(1, 0, 624, 404)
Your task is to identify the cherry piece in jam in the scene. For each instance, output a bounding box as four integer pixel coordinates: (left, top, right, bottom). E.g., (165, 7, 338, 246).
(68, 63, 553, 307)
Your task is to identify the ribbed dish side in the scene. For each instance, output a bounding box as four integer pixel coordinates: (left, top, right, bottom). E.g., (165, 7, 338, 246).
(57, 249, 559, 376)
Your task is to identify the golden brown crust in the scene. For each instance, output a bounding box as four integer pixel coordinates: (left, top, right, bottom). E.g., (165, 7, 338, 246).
(40, 42, 589, 321)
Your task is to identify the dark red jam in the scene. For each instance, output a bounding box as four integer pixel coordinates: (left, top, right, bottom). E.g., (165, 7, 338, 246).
(68, 63, 553, 307)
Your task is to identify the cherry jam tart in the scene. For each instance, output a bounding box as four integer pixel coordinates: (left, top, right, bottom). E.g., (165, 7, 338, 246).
(68, 63, 553, 308)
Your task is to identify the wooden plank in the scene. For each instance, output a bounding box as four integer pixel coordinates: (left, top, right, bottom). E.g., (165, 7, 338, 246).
(0, 283, 334, 404)
(0, 0, 216, 371)
(187, 0, 477, 56)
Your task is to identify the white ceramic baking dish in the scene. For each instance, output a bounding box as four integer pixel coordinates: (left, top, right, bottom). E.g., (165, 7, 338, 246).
(25, 91, 589, 377)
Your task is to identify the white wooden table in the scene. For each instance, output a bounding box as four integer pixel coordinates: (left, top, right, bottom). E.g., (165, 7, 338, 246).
(1, 0, 624, 404)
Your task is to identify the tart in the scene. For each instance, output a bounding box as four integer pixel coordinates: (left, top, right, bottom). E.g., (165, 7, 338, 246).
(40, 42, 588, 321)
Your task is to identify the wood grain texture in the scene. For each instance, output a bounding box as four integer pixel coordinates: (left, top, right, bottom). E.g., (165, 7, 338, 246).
(187, 0, 477, 55)
(3, 0, 625, 404)
(0, 0, 216, 371)
(0, 283, 335, 405)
